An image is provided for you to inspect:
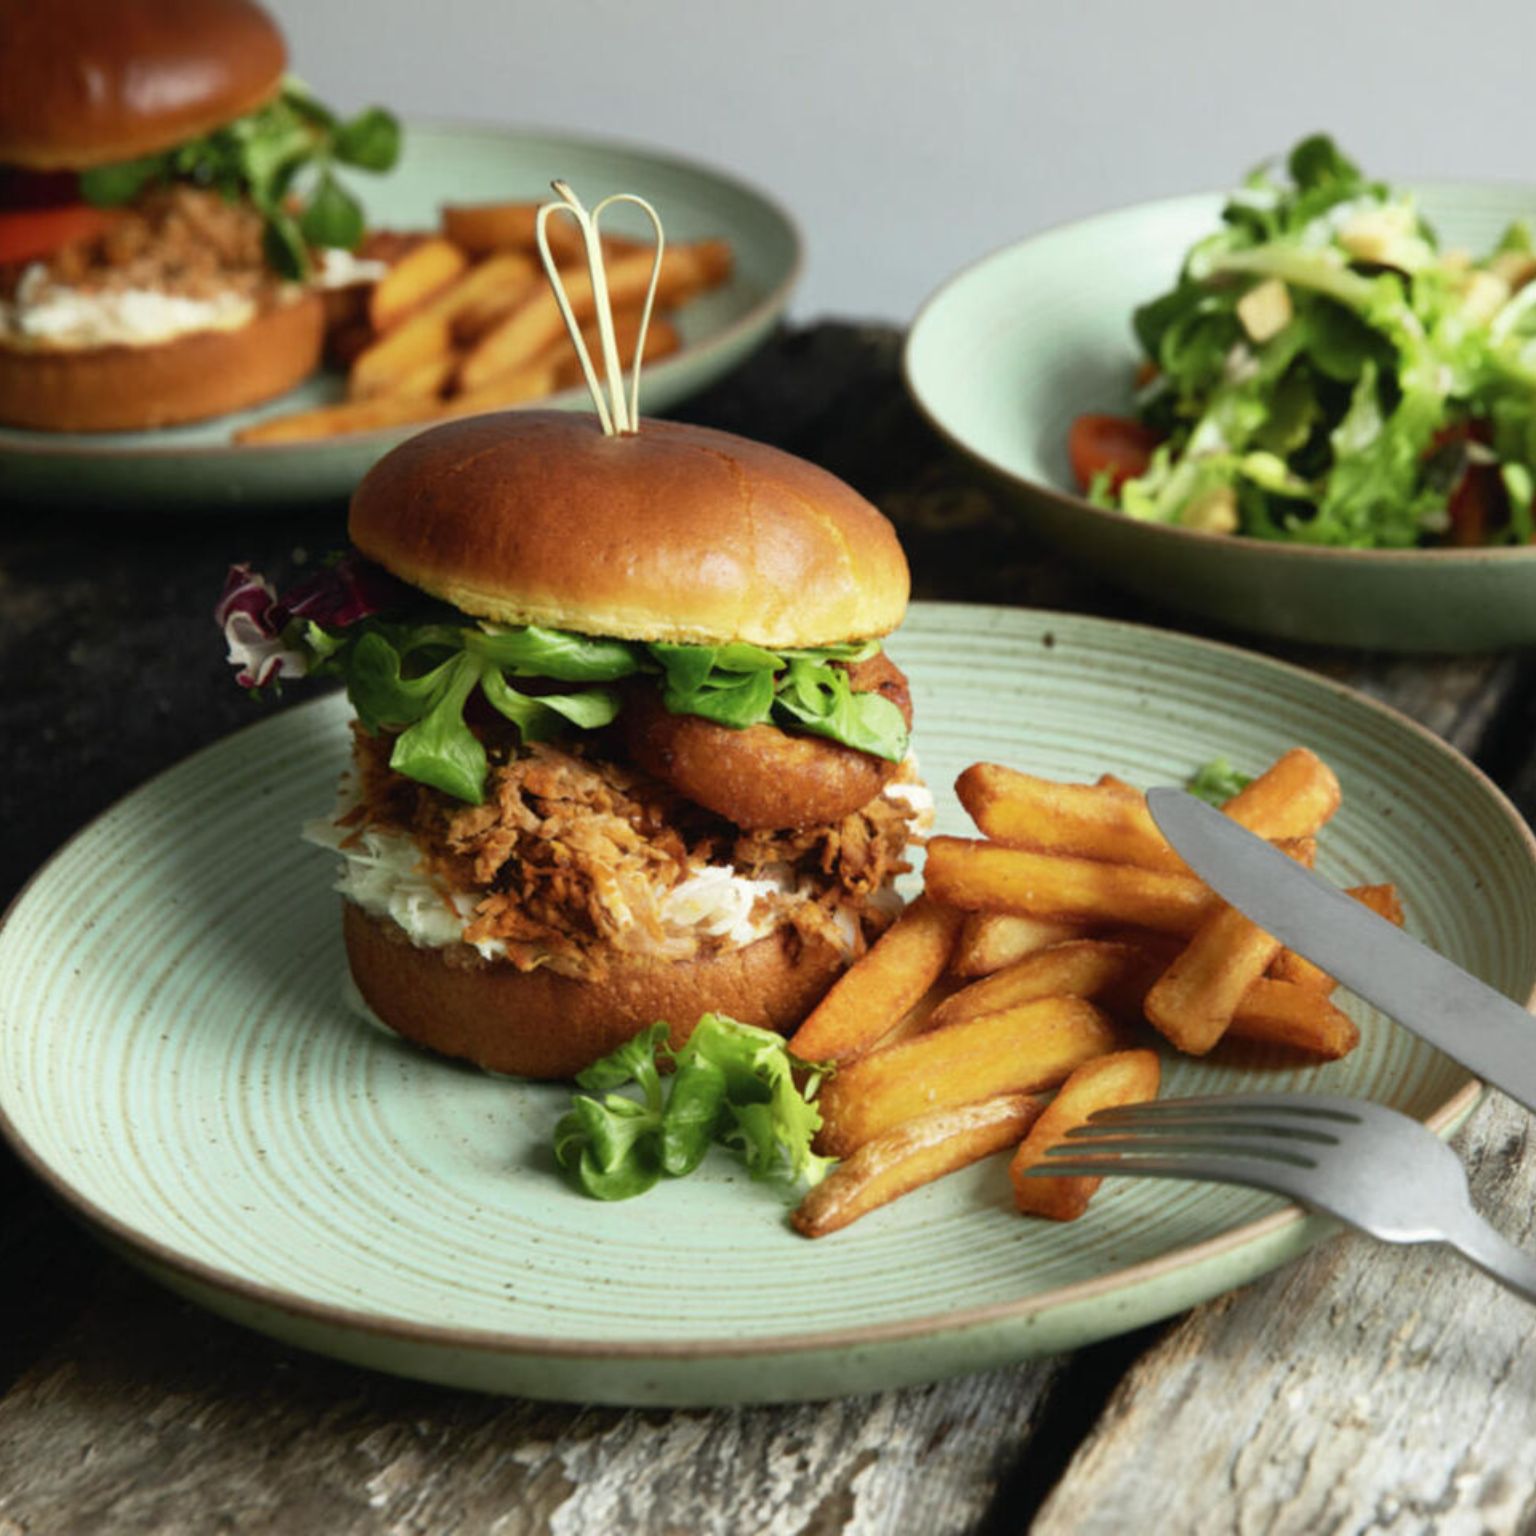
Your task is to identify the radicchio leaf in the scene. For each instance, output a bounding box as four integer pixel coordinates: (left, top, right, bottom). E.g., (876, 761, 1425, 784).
(275, 553, 411, 630)
(216, 564, 308, 690)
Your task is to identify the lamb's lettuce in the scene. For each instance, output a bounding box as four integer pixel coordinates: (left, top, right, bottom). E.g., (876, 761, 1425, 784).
(217, 556, 906, 804)
(80, 80, 401, 279)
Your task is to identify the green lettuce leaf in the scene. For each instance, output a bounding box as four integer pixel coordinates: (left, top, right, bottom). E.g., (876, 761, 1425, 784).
(553, 1014, 832, 1201)
(1187, 758, 1255, 807)
(80, 80, 402, 280)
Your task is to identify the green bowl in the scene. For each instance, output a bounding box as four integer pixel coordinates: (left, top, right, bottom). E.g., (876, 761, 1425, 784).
(904, 183, 1536, 652)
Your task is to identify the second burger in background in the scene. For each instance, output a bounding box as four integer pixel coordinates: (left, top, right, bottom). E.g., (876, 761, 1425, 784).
(219, 409, 927, 1078)
(0, 0, 400, 431)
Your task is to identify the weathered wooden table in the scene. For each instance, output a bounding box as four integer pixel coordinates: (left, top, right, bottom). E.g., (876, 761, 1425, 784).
(3, 324, 1535, 1534)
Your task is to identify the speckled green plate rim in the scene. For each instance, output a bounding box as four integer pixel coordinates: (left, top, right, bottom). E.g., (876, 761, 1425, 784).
(1, 603, 1523, 1376)
(902, 183, 1536, 573)
(0, 118, 803, 462)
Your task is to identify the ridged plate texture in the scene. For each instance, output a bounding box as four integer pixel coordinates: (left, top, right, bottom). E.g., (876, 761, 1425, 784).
(2, 604, 1532, 1403)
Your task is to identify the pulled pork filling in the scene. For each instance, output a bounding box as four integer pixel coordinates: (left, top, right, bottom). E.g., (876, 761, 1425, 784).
(3, 186, 271, 305)
(0, 188, 295, 348)
(335, 724, 919, 982)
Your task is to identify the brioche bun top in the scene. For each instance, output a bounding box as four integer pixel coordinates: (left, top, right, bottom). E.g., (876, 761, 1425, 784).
(0, 0, 288, 170)
(347, 411, 911, 647)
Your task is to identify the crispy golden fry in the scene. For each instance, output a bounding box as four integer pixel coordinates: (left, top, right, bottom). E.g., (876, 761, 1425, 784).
(951, 911, 1087, 977)
(928, 939, 1162, 1032)
(1010, 1049, 1162, 1220)
(439, 201, 647, 262)
(1144, 838, 1317, 1054)
(815, 996, 1121, 1158)
(348, 253, 536, 399)
(447, 360, 561, 412)
(235, 359, 558, 445)
(956, 762, 1189, 874)
(236, 393, 452, 444)
(1096, 773, 1143, 798)
(789, 896, 963, 1064)
(923, 837, 1217, 935)
(550, 311, 681, 390)
(1270, 883, 1404, 990)
(367, 236, 469, 332)
(866, 976, 967, 1052)
(458, 240, 731, 392)
(1223, 748, 1341, 840)
(1226, 978, 1360, 1058)
(390, 351, 458, 401)
(793, 1094, 1042, 1238)
(442, 201, 584, 260)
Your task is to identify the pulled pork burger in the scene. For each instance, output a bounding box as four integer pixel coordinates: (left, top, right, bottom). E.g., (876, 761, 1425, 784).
(218, 410, 929, 1079)
(0, 0, 399, 431)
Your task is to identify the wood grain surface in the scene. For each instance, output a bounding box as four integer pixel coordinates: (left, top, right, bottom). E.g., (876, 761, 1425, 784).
(3, 323, 1534, 1535)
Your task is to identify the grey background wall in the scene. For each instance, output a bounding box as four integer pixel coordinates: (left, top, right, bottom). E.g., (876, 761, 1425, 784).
(268, 0, 1534, 322)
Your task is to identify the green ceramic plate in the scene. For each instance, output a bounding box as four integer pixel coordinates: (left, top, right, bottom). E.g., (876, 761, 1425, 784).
(0, 123, 800, 510)
(905, 185, 1536, 652)
(2, 604, 1532, 1405)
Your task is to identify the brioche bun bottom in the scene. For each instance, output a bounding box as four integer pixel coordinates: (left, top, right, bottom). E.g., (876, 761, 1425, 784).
(342, 902, 850, 1080)
(0, 288, 323, 432)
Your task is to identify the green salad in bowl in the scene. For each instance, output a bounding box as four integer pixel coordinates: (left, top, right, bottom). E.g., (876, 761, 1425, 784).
(1072, 135, 1536, 549)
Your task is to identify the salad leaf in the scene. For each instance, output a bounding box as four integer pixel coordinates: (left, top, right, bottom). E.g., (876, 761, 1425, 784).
(217, 557, 907, 802)
(1187, 758, 1254, 807)
(553, 1015, 832, 1200)
(649, 640, 910, 764)
(80, 81, 401, 280)
(1103, 133, 1536, 548)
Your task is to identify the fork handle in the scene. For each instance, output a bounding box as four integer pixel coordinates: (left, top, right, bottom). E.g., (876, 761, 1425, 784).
(1447, 1216, 1536, 1304)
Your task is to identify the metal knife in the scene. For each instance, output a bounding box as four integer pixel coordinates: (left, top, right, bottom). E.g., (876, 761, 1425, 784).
(1146, 786, 1536, 1117)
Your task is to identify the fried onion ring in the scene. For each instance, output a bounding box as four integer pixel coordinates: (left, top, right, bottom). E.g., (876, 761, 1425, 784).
(623, 653, 914, 831)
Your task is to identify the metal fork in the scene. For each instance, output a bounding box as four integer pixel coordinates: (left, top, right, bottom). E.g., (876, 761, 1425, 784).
(1035, 1092, 1536, 1303)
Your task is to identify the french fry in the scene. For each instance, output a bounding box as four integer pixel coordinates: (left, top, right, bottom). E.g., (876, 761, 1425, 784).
(1144, 838, 1317, 1054)
(928, 939, 1164, 1033)
(442, 201, 584, 260)
(923, 837, 1217, 935)
(792, 1095, 1043, 1238)
(788, 896, 963, 1063)
(442, 360, 561, 414)
(1223, 748, 1341, 840)
(1226, 978, 1360, 1058)
(235, 359, 558, 445)
(1270, 883, 1404, 989)
(367, 236, 469, 332)
(1096, 774, 1140, 796)
(550, 311, 681, 390)
(459, 241, 731, 392)
(390, 351, 458, 402)
(348, 253, 536, 399)
(951, 911, 1086, 977)
(956, 763, 1188, 874)
(815, 996, 1121, 1158)
(1010, 1049, 1162, 1220)
(869, 976, 969, 1052)
(236, 393, 455, 444)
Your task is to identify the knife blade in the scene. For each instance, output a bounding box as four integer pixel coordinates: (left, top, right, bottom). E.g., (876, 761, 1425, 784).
(1146, 786, 1536, 1116)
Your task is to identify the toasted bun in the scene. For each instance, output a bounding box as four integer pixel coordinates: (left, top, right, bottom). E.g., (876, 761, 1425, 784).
(342, 902, 849, 1079)
(0, 0, 287, 170)
(348, 411, 911, 647)
(0, 289, 323, 432)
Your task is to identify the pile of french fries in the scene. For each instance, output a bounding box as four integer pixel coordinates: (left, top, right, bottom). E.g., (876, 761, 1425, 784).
(237, 202, 734, 444)
(789, 747, 1404, 1237)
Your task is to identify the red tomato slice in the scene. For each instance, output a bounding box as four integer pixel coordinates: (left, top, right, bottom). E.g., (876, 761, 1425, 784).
(1068, 414, 1161, 494)
(1447, 464, 1504, 548)
(0, 204, 120, 265)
